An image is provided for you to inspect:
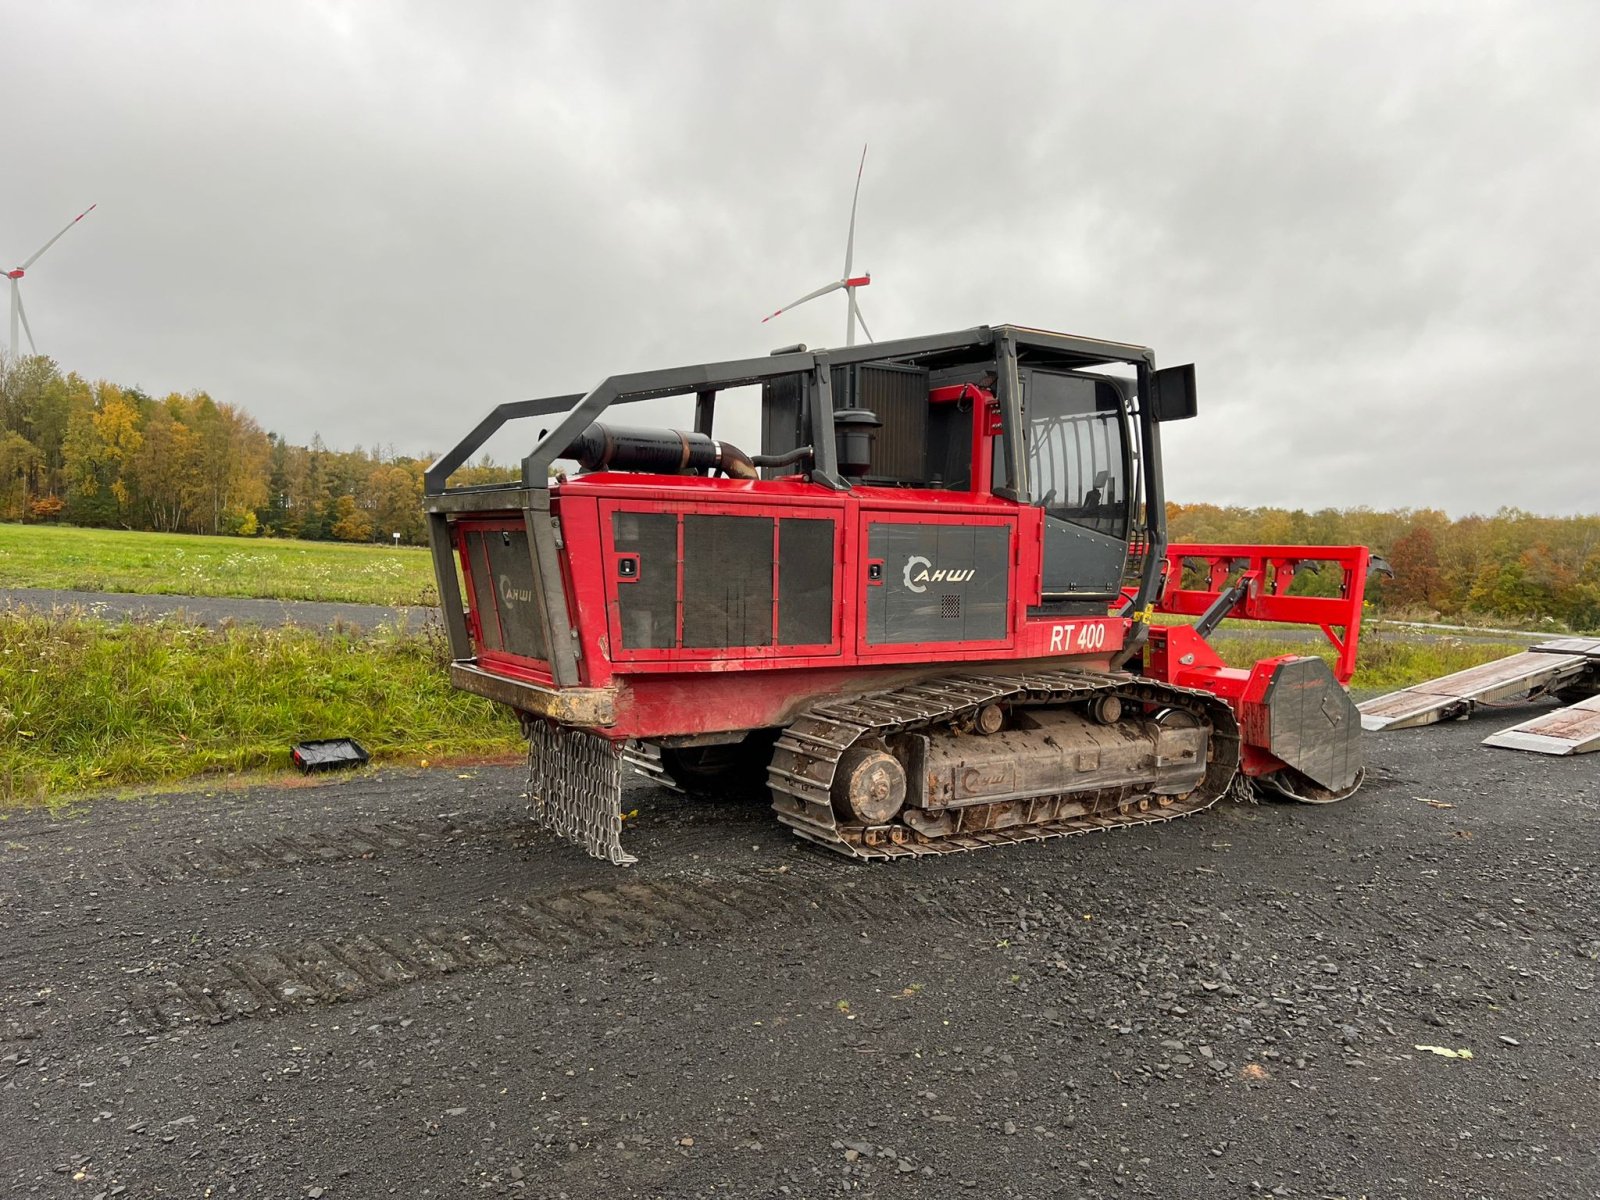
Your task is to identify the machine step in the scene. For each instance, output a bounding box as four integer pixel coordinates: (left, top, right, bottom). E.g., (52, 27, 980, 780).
(1357, 638, 1600, 731)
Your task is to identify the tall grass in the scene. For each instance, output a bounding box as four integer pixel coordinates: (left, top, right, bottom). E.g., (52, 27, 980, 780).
(0, 523, 438, 606)
(0, 610, 520, 803)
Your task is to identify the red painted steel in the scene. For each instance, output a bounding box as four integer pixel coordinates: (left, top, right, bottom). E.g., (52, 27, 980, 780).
(1128, 543, 1373, 685)
(1136, 544, 1375, 780)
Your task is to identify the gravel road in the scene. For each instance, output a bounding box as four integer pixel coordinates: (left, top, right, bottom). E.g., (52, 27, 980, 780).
(0, 587, 433, 631)
(2, 710, 1595, 1198)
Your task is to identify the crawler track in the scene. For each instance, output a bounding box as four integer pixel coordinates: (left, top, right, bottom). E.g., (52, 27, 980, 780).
(768, 669, 1241, 858)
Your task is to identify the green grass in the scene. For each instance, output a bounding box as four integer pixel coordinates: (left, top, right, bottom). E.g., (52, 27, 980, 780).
(0, 610, 521, 804)
(0, 523, 438, 606)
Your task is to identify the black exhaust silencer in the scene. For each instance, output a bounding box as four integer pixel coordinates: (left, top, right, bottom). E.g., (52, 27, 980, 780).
(562, 423, 758, 479)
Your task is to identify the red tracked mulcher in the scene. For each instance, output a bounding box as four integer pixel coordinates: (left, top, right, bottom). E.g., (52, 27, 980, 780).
(424, 325, 1384, 863)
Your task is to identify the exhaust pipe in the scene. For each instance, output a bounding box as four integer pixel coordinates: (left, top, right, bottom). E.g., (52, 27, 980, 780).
(562, 423, 813, 480)
(562, 423, 758, 479)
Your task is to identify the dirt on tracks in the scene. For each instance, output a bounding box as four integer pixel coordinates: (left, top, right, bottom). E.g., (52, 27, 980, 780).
(1, 712, 1596, 1199)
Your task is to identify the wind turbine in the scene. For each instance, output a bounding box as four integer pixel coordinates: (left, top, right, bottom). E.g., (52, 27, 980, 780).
(762, 146, 874, 346)
(6, 203, 97, 359)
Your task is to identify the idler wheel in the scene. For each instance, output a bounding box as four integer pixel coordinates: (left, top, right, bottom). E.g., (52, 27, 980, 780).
(973, 703, 1005, 736)
(1090, 694, 1122, 725)
(831, 746, 907, 825)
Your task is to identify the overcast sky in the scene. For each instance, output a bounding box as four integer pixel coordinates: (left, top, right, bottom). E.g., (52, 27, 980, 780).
(2, 1, 1596, 515)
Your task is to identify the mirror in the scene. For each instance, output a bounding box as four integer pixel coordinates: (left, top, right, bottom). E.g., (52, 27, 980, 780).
(1151, 363, 1198, 422)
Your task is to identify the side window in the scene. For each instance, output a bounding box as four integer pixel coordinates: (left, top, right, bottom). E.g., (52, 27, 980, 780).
(1022, 371, 1129, 539)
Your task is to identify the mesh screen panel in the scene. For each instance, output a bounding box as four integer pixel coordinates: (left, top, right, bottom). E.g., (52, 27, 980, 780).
(777, 517, 835, 645)
(682, 514, 775, 648)
(612, 511, 679, 649)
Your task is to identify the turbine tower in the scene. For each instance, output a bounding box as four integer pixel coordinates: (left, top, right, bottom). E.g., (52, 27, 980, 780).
(762, 146, 873, 346)
(5, 203, 97, 359)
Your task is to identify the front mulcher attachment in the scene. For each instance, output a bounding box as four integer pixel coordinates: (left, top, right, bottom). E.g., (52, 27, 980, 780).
(1137, 544, 1381, 805)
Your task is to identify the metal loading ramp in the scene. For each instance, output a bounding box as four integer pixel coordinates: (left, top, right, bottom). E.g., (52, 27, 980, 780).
(1358, 637, 1600, 755)
(1482, 694, 1600, 755)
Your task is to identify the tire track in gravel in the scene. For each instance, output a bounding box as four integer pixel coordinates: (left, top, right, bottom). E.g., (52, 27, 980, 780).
(116, 871, 962, 1035)
(0, 812, 543, 904)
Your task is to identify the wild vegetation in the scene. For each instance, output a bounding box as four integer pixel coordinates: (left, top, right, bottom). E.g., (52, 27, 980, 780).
(0, 610, 521, 803)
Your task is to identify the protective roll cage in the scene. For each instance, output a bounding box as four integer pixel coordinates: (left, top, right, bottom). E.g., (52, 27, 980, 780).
(424, 324, 1185, 685)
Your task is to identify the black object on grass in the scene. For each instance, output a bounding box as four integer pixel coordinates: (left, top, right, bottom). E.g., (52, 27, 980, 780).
(290, 739, 371, 773)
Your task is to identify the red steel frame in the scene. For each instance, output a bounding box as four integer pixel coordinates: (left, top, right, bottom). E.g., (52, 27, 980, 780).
(1134, 543, 1373, 685)
(1132, 543, 1374, 779)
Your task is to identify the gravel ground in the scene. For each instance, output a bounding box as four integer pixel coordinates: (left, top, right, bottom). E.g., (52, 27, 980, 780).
(1, 708, 1595, 1199)
(0, 588, 432, 631)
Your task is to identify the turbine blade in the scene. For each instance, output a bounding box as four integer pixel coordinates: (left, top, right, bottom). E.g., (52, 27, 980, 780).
(762, 279, 844, 323)
(21, 203, 97, 270)
(850, 292, 874, 343)
(843, 144, 866, 278)
(16, 287, 36, 354)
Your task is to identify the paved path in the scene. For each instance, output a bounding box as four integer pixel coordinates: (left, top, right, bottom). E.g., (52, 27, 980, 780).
(0, 586, 435, 630)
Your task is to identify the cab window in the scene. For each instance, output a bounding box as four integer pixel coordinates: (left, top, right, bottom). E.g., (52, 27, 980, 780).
(1022, 370, 1129, 540)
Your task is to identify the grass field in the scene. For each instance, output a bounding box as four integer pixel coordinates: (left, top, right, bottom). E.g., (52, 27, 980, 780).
(0, 610, 521, 804)
(0, 523, 438, 606)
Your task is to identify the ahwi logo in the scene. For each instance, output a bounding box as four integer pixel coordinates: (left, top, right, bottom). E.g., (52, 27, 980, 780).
(902, 555, 976, 594)
(499, 574, 534, 604)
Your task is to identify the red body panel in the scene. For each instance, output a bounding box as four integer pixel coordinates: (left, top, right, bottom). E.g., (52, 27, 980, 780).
(452, 471, 1132, 739)
(451, 481, 1374, 769)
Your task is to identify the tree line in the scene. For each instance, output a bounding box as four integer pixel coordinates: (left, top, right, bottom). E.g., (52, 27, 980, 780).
(1168, 503, 1600, 632)
(0, 355, 512, 544)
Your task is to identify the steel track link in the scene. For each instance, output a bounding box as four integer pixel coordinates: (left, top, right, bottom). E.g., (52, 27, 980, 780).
(767, 669, 1242, 860)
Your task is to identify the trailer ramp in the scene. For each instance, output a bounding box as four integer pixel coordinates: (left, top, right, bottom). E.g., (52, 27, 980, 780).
(1481, 694, 1600, 755)
(1357, 641, 1594, 731)
(1358, 637, 1600, 755)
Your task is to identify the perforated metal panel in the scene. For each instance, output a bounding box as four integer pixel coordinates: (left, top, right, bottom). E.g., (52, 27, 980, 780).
(462, 526, 548, 661)
(612, 511, 678, 649)
(683, 515, 775, 648)
(778, 517, 835, 645)
(608, 507, 840, 655)
(864, 521, 1010, 645)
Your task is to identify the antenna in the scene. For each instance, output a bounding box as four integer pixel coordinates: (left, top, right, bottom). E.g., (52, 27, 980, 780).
(6, 203, 97, 358)
(762, 147, 872, 346)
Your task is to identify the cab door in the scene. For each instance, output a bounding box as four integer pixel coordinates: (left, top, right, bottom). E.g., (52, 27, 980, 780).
(1020, 369, 1132, 599)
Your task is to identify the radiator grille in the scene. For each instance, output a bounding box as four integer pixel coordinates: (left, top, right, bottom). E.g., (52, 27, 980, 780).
(778, 517, 835, 645)
(683, 515, 774, 648)
(610, 509, 837, 653)
(612, 511, 678, 649)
